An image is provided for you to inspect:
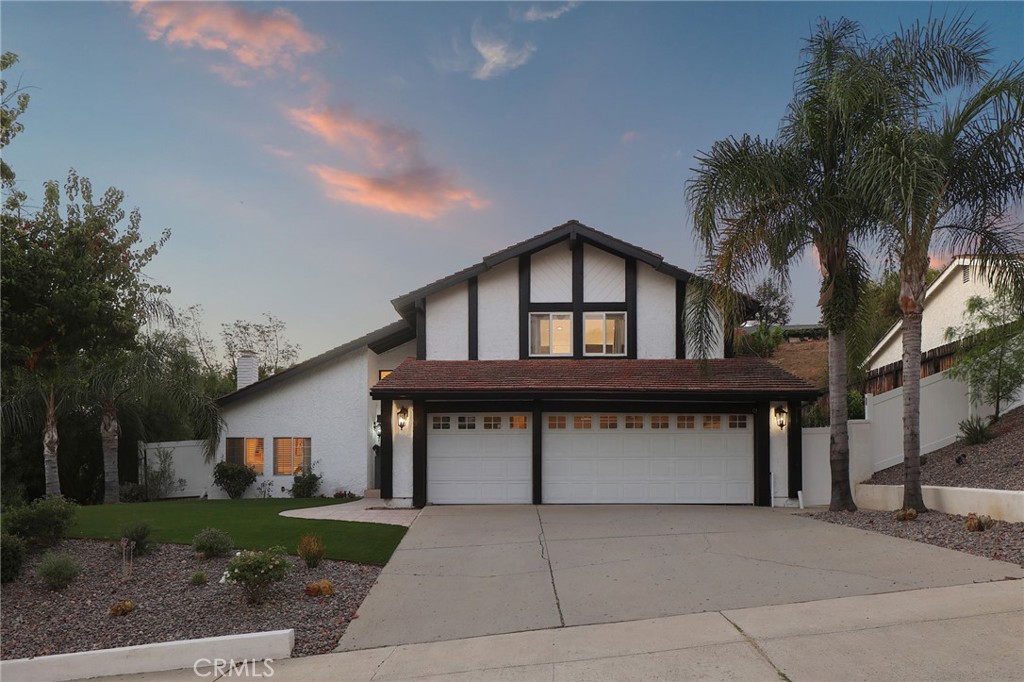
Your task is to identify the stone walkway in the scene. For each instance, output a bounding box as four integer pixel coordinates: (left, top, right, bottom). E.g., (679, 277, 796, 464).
(279, 499, 420, 527)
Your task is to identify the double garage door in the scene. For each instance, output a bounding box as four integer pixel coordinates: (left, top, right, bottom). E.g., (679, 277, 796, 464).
(427, 412, 753, 504)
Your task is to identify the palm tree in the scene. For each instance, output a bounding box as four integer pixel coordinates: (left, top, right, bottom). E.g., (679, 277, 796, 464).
(857, 16, 1024, 511)
(687, 18, 889, 511)
(90, 332, 223, 503)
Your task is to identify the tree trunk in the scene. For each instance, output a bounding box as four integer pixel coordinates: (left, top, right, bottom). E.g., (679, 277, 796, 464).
(901, 310, 927, 511)
(828, 329, 857, 511)
(101, 398, 121, 504)
(43, 388, 61, 497)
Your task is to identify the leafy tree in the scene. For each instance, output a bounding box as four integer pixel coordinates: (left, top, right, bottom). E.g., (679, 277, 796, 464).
(221, 313, 300, 379)
(857, 16, 1024, 510)
(945, 293, 1024, 421)
(2, 170, 169, 496)
(1, 51, 30, 196)
(688, 18, 892, 511)
(751, 279, 792, 327)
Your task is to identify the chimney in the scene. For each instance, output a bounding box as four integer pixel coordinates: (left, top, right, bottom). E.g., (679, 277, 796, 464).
(236, 350, 259, 391)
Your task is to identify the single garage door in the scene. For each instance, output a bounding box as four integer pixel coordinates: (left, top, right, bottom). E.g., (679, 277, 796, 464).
(542, 413, 753, 504)
(427, 413, 533, 504)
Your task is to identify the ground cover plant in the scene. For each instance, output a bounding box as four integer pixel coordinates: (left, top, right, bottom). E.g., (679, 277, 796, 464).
(65, 498, 405, 566)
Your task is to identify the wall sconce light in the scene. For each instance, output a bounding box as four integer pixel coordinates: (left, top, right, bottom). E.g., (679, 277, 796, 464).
(774, 406, 788, 430)
(396, 406, 409, 430)
(372, 415, 382, 440)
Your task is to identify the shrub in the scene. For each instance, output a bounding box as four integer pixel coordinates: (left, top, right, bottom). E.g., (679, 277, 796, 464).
(37, 552, 81, 590)
(958, 415, 994, 445)
(289, 471, 322, 499)
(333, 490, 358, 499)
(118, 482, 147, 503)
(190, 571, 207, 586)
(1, 532, 27, 583)
(739, 324, 785, 358)
(192, 527, 234, 558)
(297, 534, 326, 568)
(1, 496, 77, 549)
(213, 462, 257, 499)
(895, 508, 918, 522)
(222, 546, 291, 604)
(305, 579, 334, 597)
(965, 513, 995, 532)
(121, 520, 154, 556)
(109, 600, 135, 616)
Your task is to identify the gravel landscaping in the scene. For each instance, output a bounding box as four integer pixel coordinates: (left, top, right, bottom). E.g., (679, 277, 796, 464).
(0, 540, 380, 660)
(812, 509, 1024, 567)
(868, 405, 1024, 490)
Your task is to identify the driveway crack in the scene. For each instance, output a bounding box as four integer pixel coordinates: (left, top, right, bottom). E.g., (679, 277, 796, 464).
(537, 506, 565, 627)
(720, 613, 792, 681)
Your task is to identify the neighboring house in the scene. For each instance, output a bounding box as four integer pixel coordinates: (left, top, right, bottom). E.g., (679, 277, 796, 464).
(213, 221, 819, 507)
(863, 257, 1002, 395)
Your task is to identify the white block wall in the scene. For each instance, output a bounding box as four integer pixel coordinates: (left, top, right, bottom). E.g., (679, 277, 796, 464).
(477, 260, 519, 360)
(583, 243, 625, 302)
(426, 283, 468, 360)
(530, 241, 572, 302)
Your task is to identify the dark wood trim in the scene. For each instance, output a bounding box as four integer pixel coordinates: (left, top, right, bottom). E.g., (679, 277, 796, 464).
(532, 403, 543, 504)
(415, 299, 426, 360)
(625, 258, 637, 359)
(412, 400, 427, 508)
(676, 280, 687, 359)
(373, 388, 821, 403)
(467, 277, 478, 361)
(519, 255, 530, 360)
(426, 400, 537, 413)
(528, 302, 627, 313)
(526, 302, 575, 312)
(754, 402, 771, 506)
(422, 399, 760, 414)
(380, 398, 393, 499)
(787, 399, 802, 499)
(571, 237, 584, 357)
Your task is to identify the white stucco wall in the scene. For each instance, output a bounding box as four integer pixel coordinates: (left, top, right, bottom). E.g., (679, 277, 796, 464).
(684, 283, 725, 359)
(212, 349, 372, 499)
(583, 244, 625, 302)
(426, 282, 468, 360)
(530, 241, 572, 302)
(768, 402, 791, 506)
(477, 260, 519, 360)
(368, 340, 417, 487)
(390, 400, 414, 506)
(870, 263, 998, 368)
(636, 264, 676, 359)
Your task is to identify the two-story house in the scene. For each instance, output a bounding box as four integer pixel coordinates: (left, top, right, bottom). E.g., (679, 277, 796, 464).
(215, 221, 818, 507)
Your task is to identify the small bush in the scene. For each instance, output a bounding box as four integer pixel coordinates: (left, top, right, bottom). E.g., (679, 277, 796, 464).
(121, 520, 154, 556)
(739, 324, 785, 358)
(305, 579, 334, 597)
(958, 415, 994, 445)
(118, 483, 148, 503)
(1, 496, 77, 549)
(222, 546, 291, 604)
(109, 599, 135, 616)
(38, 552, 81, 590)
(1, 532, 27, 583)
(192, 527, 233, 558)
(190, 570, 207, 586)
(213, 462, 258, 499)
(895, 508, 918, 522)
(333, 490, 358, 499)
(289, 471, 322, 499)
(965, 513, 995, 532)
(297, 534, 326, 568)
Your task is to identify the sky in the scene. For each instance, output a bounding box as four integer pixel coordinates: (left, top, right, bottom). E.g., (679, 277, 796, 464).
(4, 1, 1023, 362)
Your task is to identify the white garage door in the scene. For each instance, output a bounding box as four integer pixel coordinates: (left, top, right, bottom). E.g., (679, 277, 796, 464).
(427, 413, 532, 504)
(542, 413, 753, 504)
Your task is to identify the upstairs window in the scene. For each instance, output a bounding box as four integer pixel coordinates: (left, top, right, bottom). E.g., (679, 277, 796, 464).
(274, 437, 310, 475)
(226, 437, 264, 471)
(530, 313, 572, 356)
(584, 313, 626, 355)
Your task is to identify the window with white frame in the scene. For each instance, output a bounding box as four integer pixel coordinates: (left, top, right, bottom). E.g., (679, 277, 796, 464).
(530, 313, 572, 356)
(584, 312, 626, 355)
(226, 437, 264, 471)
(432, 415, 451, 430)
(483, 416, 502, 430)
(458, 416, 477, 430)
(273, 437, 310, 475)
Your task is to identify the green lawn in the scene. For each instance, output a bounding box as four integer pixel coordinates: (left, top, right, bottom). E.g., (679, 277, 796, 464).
(67, 498, 406, 566)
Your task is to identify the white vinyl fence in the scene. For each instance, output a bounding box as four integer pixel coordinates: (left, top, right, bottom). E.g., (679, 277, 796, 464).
(138, 440, 213, 499)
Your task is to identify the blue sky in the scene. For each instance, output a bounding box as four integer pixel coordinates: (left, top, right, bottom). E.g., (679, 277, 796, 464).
(5, 1, 1022, 361)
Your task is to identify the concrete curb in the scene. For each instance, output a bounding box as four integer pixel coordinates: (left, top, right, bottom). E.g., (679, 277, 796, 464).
(0, 629, 294, 682)
(856, 483, 1024, 522)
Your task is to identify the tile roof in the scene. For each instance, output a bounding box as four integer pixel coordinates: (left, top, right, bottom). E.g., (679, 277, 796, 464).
(372, 358, 821, 398)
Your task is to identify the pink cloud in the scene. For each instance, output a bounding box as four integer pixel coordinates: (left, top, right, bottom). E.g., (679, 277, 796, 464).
(929, 253, 950, 270)
(309, 165, 488, 220)
(132, 1, 323, 76)
(290, 106, 486, 219)
(621, 130, 639, 144)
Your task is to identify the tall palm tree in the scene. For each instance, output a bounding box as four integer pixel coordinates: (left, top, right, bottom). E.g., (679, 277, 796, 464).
(687, 18, 889, 511)
(858, 16, 1024, 511)
(90, 332, 223, 503)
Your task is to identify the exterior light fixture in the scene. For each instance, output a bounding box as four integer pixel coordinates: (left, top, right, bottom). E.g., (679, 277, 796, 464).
(397, 406, 409, 430)
(774, 406, 788, 430)
(372, 415, 382, 440)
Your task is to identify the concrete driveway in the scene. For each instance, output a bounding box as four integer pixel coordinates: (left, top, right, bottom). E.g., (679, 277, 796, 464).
(338, 505, 1023, 651)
